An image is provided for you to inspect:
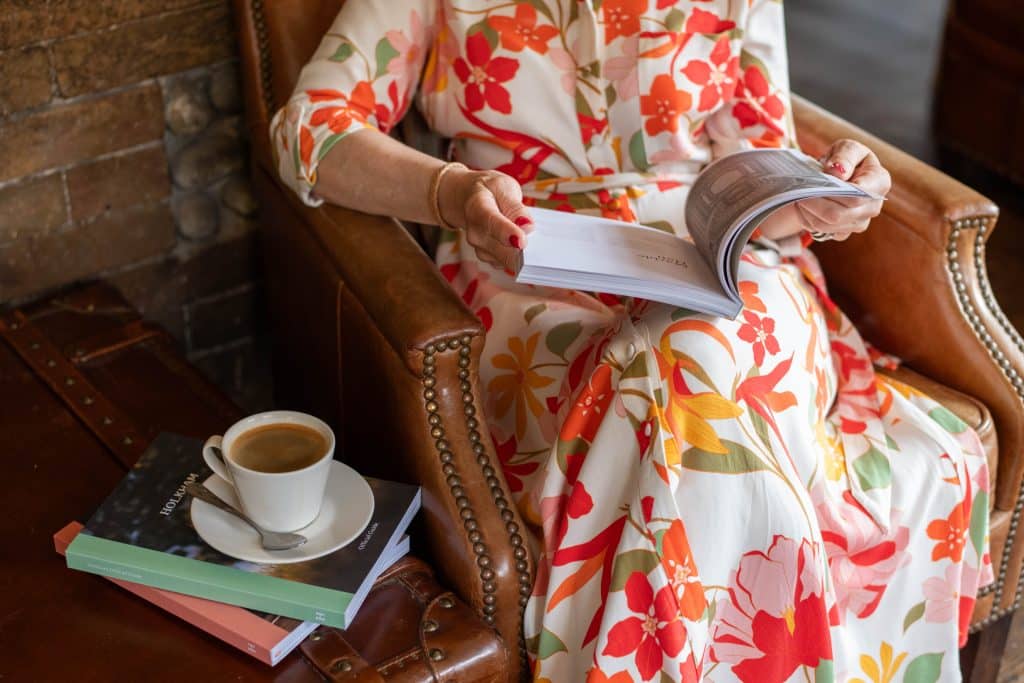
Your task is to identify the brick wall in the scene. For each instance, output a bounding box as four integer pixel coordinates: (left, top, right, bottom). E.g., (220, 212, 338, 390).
(0, 1, 270, 410)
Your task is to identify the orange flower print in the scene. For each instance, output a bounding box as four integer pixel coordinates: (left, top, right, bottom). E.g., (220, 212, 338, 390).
(660, 520, 706, 620)
(927, 501, 968, 562)
(488, 4, 559, 54)
(640, 75, 692, 136)
(489, 332, 556, 438)
(681, 36, 739, 111)
(738, 281, 767, 313)
(737, 310, 780, 366)
(560, 364, 615, 443)
(601, 0, 648, 44)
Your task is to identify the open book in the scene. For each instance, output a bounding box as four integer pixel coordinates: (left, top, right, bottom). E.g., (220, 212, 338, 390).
(515, 149, 878, 318)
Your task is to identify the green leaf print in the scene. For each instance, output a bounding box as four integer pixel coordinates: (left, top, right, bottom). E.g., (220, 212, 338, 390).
(373, 37, 400, 78)
(629, 131, 650, 171)
(621, 352, 648, 379)
(748, 407, 773, 451)
(329, 42, 353, 63)
(970, 489, 989, 556)
(852, 446, 892, 491)
(525, 0, 556, 24)
(681, 440, 769, 474)
(928, 405, 968, 434)
(546, 321, 582, 359)
(536, 628, 568, 659)
(669, 307, 699, 321)
(902, 600, 926, 633)
(574, 88, 595, 118)
(654, 528, 666, 556)
(739, 49, 770, 77)
(885, 432, 900, 451)
(524, 303, 547, 324)
(814, 659, 834, 683)
(524, 632, 540, 654)
(665, 8, 685, 32)
(904, 653, 943, 683)
(639, 220, 676, 234)
(318, 133, 346, 161)
(556, 436, 589, 472)
(467, 19, 499, 52)
(609, 550, 660, 591)
(659, 672, 675, 683)
(604, 83, 617, 108)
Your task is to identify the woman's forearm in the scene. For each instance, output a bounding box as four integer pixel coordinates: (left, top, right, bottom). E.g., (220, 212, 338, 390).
(312, 128, 451, 224)
(310, 127, 533, 273)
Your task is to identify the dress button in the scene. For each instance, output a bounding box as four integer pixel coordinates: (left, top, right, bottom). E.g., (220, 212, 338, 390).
(626, 342, 636, 359)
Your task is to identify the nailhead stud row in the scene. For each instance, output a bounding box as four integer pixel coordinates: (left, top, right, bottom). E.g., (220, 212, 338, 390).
(421, 335, 532, 669)
(251, 0, 276, 115)
(948, 217, 1024, 632)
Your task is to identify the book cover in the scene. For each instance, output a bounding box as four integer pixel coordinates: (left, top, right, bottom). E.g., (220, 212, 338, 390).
(65, 433, 421, 629)
(55, 523, 410, 666)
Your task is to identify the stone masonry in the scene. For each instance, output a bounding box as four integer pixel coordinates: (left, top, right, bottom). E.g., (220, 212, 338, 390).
(0, 1, 270, 410)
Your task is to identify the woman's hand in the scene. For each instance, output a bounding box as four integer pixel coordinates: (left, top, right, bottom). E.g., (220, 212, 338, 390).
(759, 139, 892, 242)
(438, 167, 533, 272)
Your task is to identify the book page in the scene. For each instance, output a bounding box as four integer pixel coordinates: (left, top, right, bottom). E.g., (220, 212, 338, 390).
(520, 209, 722, 294)
(684, 149, 872, 271)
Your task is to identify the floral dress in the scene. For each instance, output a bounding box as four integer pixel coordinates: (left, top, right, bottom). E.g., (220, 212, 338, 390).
(271, 1, 993, 681)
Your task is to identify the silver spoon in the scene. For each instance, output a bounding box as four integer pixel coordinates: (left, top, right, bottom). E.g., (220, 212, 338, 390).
(185, 481, 308, 551)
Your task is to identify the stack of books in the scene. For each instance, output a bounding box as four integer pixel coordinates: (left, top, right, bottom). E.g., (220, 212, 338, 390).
(58, 433, 420, 666)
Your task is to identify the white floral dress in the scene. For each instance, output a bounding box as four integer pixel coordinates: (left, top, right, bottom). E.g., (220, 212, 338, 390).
(271, 1, 993, 681)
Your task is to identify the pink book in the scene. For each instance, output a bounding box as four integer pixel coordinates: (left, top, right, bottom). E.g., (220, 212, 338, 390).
(55, 522, 410, 666)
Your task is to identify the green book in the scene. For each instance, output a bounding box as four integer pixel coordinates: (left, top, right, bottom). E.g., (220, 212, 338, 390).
(66, 433, 420, 628)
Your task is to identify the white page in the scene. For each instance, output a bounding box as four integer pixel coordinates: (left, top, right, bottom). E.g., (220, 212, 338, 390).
(518, 208, 722, 294)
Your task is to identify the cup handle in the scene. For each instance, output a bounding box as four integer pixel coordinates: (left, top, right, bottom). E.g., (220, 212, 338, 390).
(202, 435, 233, 483)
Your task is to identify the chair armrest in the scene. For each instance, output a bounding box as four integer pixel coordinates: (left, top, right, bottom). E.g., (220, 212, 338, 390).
(257, 170, 530, 681)
(298, 194, 483, 375)
(792, 95, 1024, 511)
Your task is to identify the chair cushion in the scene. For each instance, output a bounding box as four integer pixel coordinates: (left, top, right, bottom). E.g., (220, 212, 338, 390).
(879, 366, 997, 504)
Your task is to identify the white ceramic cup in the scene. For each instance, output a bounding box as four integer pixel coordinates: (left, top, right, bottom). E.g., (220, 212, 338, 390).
(202, 411, 335, 533)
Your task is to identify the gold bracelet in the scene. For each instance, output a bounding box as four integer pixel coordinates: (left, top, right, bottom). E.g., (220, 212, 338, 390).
(429, 161, 467, 231)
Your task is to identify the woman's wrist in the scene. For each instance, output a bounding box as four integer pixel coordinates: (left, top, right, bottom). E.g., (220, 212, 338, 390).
(436, 164, 475, 231)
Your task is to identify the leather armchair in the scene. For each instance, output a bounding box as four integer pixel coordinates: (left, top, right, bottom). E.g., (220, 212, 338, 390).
(234, 2, 1024, 680)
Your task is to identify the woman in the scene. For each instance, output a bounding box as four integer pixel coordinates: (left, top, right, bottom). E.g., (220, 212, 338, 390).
(272, 1, 992, 680)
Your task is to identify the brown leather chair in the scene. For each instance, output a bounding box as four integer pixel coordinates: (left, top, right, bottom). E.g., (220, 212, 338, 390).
(234, 2, 1024, 680)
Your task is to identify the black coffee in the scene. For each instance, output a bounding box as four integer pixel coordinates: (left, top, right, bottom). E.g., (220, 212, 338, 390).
(232, 423, 328, 473)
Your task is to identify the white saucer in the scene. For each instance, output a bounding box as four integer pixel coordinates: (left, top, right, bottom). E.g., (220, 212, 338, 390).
(190, 460, 374, 564)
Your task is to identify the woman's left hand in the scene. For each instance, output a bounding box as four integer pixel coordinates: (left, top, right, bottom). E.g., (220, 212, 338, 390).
(759, 138, 892, 242)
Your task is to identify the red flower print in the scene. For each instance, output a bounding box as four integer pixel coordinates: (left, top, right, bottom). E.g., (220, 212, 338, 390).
(567, 481, 594, 518)
(737, 310, 780, 366)
(733, 66, 785, 134)
(601, 0, 648, 44)
(603, 572, 687, 681)
(488, 4, 559, 54)
(685, 7, 736, 34)
(491, 432, 539, 494)
(635, 418, 655, 457)
(681, 36, 739, 111)
(309, 106, 354, 133)
(710, 536, 831, 683)
(453, 33, 520, 114)
(597, 189, 637, 222)
(927, 500, 969, 562)
(640, 74, 692, 136)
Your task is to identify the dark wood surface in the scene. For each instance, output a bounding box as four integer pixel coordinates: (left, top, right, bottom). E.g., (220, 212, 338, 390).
(786, 2, 1024, 681)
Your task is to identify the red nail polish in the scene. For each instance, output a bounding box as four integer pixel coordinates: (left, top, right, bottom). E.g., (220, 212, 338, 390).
(514, 216, 531, 227)
(505, 268, 515, 276)
(830, 161, 847, 175)
(509, 234, 521, 249)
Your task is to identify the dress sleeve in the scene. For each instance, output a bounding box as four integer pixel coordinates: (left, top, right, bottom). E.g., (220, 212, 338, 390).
(704, 0, 797, 159)
(270, 1, 438, 206)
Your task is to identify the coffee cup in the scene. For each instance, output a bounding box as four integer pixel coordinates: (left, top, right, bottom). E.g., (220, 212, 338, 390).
(202, 411, 335, 533)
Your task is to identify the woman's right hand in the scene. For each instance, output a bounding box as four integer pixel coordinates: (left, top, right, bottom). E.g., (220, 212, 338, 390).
(438, 167, 534, 273)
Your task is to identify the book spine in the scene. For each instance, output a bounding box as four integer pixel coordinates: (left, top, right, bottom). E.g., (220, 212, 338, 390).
(66, 535, 352, 629)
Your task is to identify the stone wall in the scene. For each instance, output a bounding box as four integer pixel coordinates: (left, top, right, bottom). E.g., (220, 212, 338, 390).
(0, 1, 270, 409)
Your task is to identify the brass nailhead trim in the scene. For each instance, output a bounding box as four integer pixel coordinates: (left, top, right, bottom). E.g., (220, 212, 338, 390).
(946, 217, 1024, 632)
(330, 659, 352, 673)
(251, 0, 275, 114)
(419, 335, 532, 669)
(423, 619, 439, 633)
